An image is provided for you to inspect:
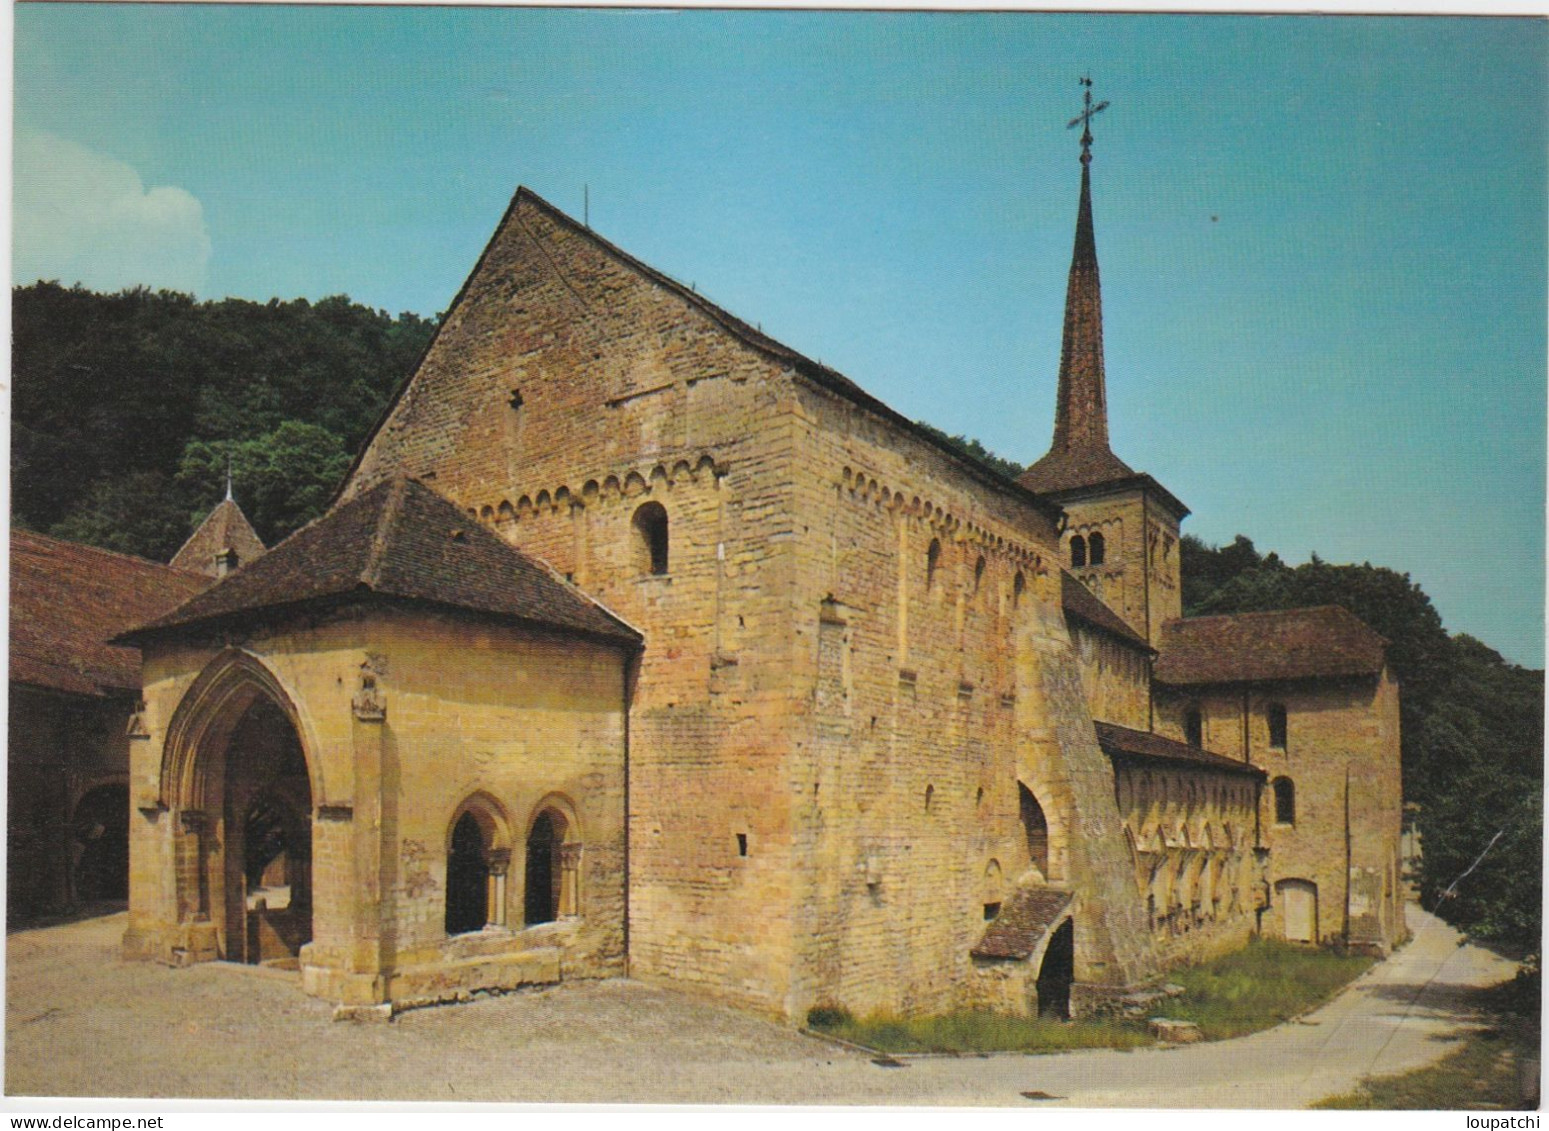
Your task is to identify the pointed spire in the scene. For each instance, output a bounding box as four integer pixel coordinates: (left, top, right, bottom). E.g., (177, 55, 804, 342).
(1019, 78, 1134, 495)
(225, 455, 234, 503)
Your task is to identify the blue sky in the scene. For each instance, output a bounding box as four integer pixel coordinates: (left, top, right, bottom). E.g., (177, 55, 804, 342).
(13, 7, 1547, 666)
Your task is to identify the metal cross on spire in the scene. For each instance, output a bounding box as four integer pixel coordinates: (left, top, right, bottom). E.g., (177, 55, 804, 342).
(1067, 75, 1109, 166)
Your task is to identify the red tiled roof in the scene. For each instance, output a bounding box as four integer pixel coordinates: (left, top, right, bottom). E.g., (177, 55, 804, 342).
(1094, 720, 1264, 778)
(170, 498, 266, 576)
(1019, 446, 1136, 496)
(1154, 606, 1388, 687)
(122, 478, 641, 647)
(10, 530, 211, 696)
(971, 886, 1073, 961)
(1061, 570, 1151, 651)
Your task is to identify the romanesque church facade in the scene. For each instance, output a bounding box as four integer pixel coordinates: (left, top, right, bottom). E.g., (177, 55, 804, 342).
(113, 136, 1406, 1019)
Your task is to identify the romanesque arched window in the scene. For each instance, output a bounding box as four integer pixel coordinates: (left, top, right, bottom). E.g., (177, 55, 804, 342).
(1012, 570, 1025, 610)
(1267, 703, 1288, 750)
(525, 804, 580, 925)
(1088, 531, 1106, 565)
(446, 812, 490, 935)
(1273, 777, 1296, 826)
(445, 796, 511, 936)
(632, 501, 669, 575)
(973, 555, 986, 598)
(1070, 535, 1087, 568)
(926, 538, 941, 592)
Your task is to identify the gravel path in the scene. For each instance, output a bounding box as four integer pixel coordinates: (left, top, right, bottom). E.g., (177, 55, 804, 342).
(5, 904, 1518, 1107)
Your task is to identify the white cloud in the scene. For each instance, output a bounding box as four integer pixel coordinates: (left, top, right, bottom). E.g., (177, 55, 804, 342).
(13, 132, 212, 294)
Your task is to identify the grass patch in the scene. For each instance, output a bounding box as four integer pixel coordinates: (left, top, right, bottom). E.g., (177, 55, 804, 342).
(805, 1006, 1153, 1054)
(1312, 1027, 1532, 1109)
(806, 937, 1377, 1055)
(1313, 969, 1539, 1110)
(1156, 937, 1375, 1040)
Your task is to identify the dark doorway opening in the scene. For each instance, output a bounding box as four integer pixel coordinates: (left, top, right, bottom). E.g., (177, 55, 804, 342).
(72, 784, 129, 902)
(1036, 919, 1075, 1019)
(221, 697, 313, 966)
(445, 811, 490, 935)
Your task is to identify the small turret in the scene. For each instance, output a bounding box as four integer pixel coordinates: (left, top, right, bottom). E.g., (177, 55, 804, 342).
(170, 476, 266, 579)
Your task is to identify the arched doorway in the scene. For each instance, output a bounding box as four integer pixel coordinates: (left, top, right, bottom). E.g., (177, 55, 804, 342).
(445, 812, 490, 935)
(1036, 919, 1075, 1019)
(72, 784, 129, 902)
(221, 698, 313, 966)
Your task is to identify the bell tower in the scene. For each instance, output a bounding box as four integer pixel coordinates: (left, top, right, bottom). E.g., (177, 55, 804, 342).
(1018, 79, 1187, 647)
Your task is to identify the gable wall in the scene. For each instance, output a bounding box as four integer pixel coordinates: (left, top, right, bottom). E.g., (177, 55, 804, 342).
(343, 195, 813, 1015)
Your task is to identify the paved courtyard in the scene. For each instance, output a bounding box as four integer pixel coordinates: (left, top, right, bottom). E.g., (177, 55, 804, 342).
(5, 904, 1520, 1107)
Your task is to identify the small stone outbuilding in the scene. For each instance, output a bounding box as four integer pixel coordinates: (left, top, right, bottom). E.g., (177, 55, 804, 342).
(116, 477, 640, 1006)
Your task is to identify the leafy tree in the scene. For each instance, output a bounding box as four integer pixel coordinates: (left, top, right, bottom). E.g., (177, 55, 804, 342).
(1185, 535, 1543, 952)
(914, 421, 1025, 481)
(49, 470, 201, 562)
(12, 282, 435, 558)
(177, 422, 354, 547)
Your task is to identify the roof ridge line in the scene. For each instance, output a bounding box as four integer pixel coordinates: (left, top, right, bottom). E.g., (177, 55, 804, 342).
(362, 478, 410, 590)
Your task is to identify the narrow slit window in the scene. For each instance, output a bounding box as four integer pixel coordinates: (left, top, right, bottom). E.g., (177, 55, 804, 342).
(1274, 778, 1295, 825)
(1184, 707, 1203, 748)
(1267, 704, 1288, 750)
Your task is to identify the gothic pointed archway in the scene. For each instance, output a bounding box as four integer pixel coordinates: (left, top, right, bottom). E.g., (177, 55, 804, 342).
(159, 651, 318, 965)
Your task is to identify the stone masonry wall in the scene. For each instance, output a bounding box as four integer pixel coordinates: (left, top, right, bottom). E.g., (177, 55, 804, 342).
(785, 379, 1159, 1017)
(1114, 761, 1261, 967)
(125, 606, 629, 1004)
(1067, 621, 1150, 731)
(344, 191, 810, 1016)
(1154, 672, 1405, 950)
(1060, 487, 1182, 648)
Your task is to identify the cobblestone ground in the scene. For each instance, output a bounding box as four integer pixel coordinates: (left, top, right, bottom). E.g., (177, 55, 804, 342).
(5, 905, 1519, 1107)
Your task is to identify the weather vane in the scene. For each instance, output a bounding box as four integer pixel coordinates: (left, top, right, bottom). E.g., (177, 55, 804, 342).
(1067, 75, 1109, 165)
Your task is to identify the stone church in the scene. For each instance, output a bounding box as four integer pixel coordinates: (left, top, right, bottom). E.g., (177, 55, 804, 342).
(111, 125, 1406, 1019)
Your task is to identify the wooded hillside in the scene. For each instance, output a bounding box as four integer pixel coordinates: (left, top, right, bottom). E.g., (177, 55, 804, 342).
(12, 282, 437, 557)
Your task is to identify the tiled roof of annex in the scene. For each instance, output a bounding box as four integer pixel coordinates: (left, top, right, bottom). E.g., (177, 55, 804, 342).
(1094, 720, 1264, 778)
(1154, 605, 1388, 688)
(121, 477, 641, 648)
(11, 529, 211, 697)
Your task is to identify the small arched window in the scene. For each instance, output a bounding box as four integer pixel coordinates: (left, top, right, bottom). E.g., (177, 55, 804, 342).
(632, 502, 669, 575)
(526, 807, 579, 925)
(1267, 704, 1288, 750)
(1012, 570, 1025, 610)
(926, 538, 941, 591)
(1184, 707, 1204, 748)
(1088, 531, 1106, 566)
(1273, 778, 1295, 826)
(973, 555, 986, 597)
(1070, 535, 1087, 568)
(446, 812, 490, 935)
